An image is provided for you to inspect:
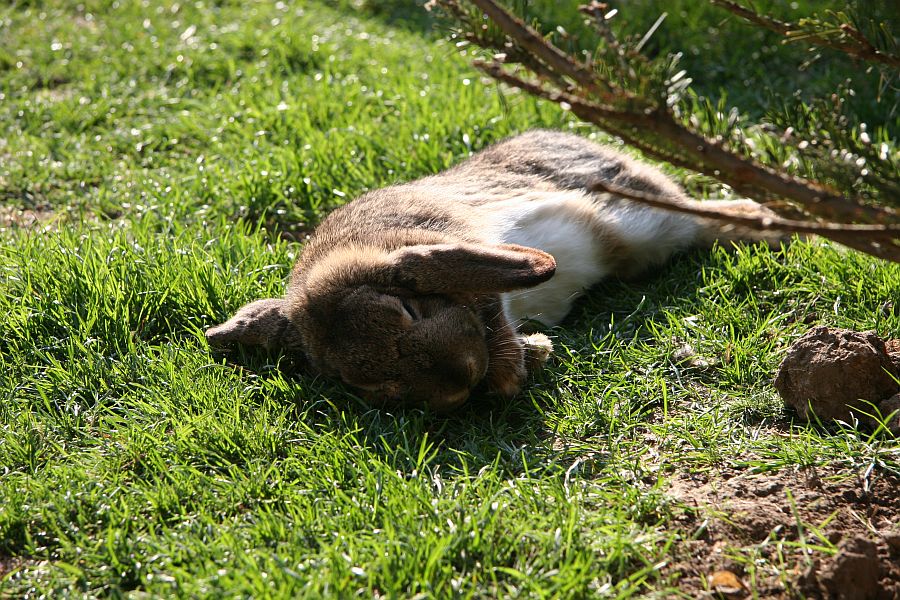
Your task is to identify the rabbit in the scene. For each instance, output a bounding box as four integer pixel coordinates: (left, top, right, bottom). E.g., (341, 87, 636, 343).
(206, 130, 779, 411)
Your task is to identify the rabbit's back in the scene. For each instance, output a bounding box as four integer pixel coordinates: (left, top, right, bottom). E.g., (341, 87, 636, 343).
(449, 129, 684, 198)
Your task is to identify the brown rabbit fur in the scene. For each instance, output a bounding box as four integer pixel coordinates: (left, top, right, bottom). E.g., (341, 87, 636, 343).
(207, 130, 778, 411)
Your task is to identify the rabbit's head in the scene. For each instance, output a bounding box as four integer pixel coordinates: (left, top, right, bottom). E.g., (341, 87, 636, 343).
(206, 242, 556, 411)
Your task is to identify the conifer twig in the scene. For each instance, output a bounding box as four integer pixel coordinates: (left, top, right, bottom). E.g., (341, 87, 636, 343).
(710, 0, 900, 68)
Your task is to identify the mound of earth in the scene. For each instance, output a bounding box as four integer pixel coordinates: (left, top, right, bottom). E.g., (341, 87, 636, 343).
(774, 326, 900, 430)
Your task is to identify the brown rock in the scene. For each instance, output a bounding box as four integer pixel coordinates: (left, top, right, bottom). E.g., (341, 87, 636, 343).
(774, 326, 900, 423)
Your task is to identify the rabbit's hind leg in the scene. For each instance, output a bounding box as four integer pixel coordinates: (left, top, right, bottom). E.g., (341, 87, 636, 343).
(688, 199, 792, 248)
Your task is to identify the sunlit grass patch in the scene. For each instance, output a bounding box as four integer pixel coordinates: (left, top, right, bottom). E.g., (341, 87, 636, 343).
(1, 0, 898, 596)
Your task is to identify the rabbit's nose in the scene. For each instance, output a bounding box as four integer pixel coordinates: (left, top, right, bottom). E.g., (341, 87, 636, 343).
(438, 352, 486, 390)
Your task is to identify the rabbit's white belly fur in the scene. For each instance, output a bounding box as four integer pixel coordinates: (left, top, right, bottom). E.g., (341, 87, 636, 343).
(482, 192, 697, 326)
(483, 194, 609, 326)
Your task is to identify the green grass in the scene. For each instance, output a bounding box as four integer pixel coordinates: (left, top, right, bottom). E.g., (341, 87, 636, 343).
(1, 0, 898, 597)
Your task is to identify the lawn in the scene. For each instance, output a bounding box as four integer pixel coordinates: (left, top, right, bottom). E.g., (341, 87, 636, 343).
(1, 0, 898, 597)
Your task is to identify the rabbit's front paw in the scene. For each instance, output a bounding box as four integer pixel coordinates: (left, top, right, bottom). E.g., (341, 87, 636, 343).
(487, 351, 527, 399)
(486, 334, 553, 397)
(522, 333, 552, 371)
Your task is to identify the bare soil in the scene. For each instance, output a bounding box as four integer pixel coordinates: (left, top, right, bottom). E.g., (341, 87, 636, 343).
(664, 466, 900, 598)
(0, 554, 27, 581)
(0, 206, 57, 232)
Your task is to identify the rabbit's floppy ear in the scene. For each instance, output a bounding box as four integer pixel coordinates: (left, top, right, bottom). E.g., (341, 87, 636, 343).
(388, 243, 556, 294)
(206, 298, 302, 351)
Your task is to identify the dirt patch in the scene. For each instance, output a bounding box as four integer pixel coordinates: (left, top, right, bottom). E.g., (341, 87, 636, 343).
(0, 206, 58, 232)
(34, 86, 76, 104)
(0, 554, 27, 580)
(664, 466, 900, 598)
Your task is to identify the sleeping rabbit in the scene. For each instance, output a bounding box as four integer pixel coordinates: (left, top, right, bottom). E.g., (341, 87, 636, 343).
(206, 130, 777, 411)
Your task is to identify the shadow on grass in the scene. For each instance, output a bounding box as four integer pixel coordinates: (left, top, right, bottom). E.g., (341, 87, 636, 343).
(209, 342, 563, 473)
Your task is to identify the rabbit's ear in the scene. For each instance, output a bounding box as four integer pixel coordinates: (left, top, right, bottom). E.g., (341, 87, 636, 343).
(389, 243, 556, 294)
(206, 298, 301, 351)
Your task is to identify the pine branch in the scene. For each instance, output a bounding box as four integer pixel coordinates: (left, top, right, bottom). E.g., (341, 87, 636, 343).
(427, 0, 900, 262)
(463, 0, 600, 92)
(710, 0, 900, 69)
(472, 59, 699, 171)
